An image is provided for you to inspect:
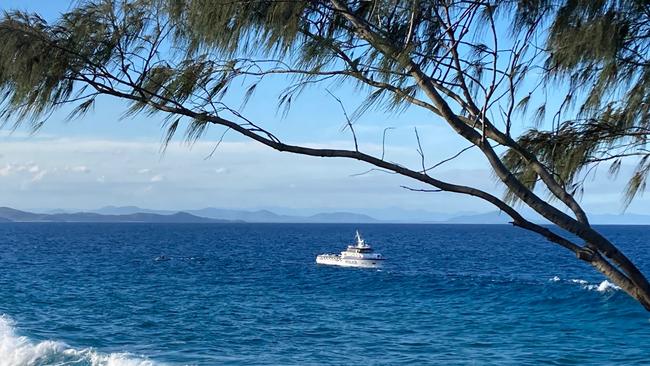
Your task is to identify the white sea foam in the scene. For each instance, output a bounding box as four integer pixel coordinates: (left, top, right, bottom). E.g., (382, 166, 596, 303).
(584, 280, 621, 293)
(0, 315, 159, 366)
(569, 279, 588, 285)
(549, 277, 621, 292)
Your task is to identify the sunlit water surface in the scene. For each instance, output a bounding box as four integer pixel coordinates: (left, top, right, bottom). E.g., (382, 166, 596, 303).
(0, 223, 648, 365)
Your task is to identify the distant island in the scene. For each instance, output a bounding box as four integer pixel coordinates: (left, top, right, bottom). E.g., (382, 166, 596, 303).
(0, 207, 234, 223)
(0, 206, 379, 224)
(1, 206, 649, 224)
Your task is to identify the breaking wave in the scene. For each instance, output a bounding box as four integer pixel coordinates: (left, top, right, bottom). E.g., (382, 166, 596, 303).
(0, 315, 160, 366)
(549, 277, 621, 292)
(583, 280, 621, 292)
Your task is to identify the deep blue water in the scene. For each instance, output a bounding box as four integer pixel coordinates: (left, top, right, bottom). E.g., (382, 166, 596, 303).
(0, 223, 649, 365)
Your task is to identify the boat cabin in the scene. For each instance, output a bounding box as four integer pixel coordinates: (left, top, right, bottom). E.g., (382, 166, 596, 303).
(346, 246, 373, 253)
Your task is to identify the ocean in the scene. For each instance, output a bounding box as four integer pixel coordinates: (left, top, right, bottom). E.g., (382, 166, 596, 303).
(0, 223, 648, 365)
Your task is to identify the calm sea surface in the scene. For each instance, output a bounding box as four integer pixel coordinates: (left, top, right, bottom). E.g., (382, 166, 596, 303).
(0, 223, 649, 365)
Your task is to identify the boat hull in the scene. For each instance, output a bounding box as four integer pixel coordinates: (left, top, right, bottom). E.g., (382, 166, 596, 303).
(316, 255, 384, 268)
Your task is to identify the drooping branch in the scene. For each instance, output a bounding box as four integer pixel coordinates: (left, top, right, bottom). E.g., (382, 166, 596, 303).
(2, 0, 650, 310)
(330, 0, 650, 308)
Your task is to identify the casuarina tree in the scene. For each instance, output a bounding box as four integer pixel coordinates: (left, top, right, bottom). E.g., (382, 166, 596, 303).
(1, 0, 650, 309)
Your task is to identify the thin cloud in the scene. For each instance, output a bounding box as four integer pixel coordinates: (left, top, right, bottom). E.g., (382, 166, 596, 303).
(0, 163, 40, 176)
(150, 174, 164, 182)
(66, 165, 91, 173)
(0, 136, 641, 215)
(0, 164, 11, 176)
(31, 170, 47, 182)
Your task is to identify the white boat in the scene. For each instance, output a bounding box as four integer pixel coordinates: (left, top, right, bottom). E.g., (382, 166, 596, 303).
(316, 230, 385, 268)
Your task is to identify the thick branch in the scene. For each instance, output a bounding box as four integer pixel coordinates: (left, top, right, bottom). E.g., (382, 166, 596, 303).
(329, 0, 650, 305)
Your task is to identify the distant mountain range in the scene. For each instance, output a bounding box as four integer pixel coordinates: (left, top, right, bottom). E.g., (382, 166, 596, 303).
(443, 211, 515, 224)
(0, 207, 232, 223)
(89, 206, 380, 223)
(0, 206, 379, 224)
(2, 206, 649, 224)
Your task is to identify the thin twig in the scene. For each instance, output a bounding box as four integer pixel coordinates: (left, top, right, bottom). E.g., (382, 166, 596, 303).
(327, 89, 359, 152)
(400, 185, 443, 193)
(204, 127, 232, 160)
(381, 127, 395, 160)
(424, 144, 475, 173)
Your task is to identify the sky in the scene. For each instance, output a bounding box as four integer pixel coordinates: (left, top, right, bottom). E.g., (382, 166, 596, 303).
(1, 1, 649, 217)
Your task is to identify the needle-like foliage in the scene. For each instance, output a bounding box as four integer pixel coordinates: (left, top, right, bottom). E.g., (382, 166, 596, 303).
(2, 0, 650, 310)
(505, 0, 650, 206)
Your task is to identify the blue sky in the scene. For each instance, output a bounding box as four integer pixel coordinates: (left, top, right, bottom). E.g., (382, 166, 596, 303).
(1, 1, 648, 217)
